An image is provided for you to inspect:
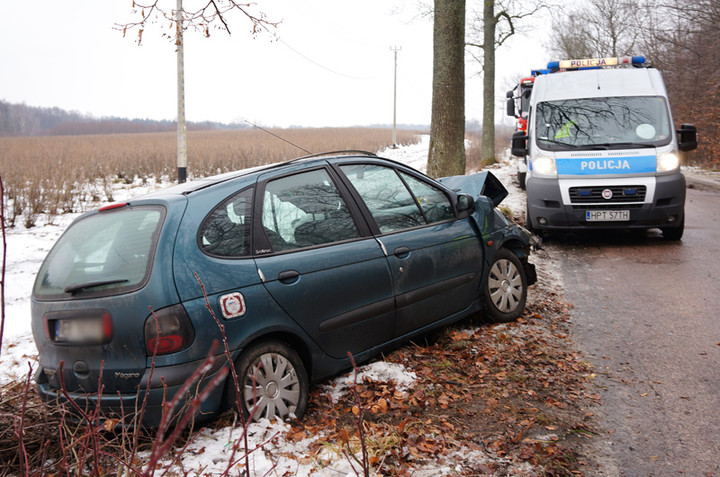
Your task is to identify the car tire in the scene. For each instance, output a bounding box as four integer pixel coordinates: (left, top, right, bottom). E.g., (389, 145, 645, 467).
(661, 217, 684, 241)
(518, 171, 526, 190)
(483, 249, 528, 323)
(225, 341, 309, 422)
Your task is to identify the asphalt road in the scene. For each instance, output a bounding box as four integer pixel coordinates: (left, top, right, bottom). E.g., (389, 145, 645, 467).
(543, 182, 720, 476)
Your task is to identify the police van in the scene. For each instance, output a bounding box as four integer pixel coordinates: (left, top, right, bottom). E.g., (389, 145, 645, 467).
(510, 56, 697, 240)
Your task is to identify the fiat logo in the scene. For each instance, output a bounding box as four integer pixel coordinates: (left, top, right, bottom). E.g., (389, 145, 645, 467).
(602, 189, 613, 200)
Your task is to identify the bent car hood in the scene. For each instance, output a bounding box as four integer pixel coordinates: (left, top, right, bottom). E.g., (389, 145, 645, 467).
(438, 171, 508, 208)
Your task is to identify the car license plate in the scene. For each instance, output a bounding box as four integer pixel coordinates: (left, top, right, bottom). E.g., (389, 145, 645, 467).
(54, 318, 104, 343)
(586, 210, 630, 222)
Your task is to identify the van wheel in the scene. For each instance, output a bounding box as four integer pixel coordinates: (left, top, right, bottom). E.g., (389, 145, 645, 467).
(225, 341, 308, 422)
(483, 249, 528, 323)
(661, 217, 684, 241)
(518, 171, 527, 190)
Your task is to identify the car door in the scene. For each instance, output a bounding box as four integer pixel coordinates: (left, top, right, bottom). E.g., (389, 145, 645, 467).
(253, 166, 395, 359)
(338, 163, 484, 336)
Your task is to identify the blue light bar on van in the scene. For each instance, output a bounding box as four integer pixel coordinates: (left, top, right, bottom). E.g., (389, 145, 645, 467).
(548, 56, 646, 70)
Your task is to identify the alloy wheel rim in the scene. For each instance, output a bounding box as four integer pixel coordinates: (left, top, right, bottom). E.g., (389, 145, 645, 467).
(244, 352, 300, 421)
(488, 259, 523, 313)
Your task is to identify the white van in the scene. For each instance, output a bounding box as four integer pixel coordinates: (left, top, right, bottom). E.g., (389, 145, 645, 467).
(511, 56, 697, 240)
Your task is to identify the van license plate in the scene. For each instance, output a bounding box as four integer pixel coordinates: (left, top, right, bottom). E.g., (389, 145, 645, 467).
(55, 319, 104, 343)
(586, 210, 630, 222)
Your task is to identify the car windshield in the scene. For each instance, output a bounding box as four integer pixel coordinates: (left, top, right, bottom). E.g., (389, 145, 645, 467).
(535, 96, 672, 150)
(34, 206, 164, 298)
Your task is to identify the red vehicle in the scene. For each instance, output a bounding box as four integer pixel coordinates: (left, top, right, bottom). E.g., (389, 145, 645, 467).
(506, 70, 547, 189)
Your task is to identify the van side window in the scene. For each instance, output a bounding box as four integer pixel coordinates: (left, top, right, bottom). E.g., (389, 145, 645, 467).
(261, 169, 359, 252)
(199, 188, 253, 257)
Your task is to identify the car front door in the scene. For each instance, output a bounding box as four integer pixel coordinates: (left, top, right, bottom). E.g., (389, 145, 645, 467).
(253, 167, 395, 359)
(338, 163, 484, 337)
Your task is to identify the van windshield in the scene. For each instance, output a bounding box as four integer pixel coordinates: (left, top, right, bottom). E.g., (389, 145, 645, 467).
(535, 96, 672, 150)
(34, 206, 164, 299)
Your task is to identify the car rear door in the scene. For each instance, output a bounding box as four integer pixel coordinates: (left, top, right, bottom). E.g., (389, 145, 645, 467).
(337, 163, 484, 336)
(253, 166, 395, 359)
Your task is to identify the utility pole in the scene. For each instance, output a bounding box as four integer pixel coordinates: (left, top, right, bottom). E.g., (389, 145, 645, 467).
(391, 46, 401, 148)
(176, 0, 187, 183)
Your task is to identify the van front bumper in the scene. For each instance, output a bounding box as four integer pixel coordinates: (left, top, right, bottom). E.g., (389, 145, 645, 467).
(526, 173, 685, 230)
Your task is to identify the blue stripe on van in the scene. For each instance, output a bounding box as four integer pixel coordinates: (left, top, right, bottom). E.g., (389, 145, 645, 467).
(555, 155, 656, 175)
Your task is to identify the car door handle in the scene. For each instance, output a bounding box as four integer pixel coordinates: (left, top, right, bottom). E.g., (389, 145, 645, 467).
(394, 246, 410, 258)
(278, 270, 300, 284)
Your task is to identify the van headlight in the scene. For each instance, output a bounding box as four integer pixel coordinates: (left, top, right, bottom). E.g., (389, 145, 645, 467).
(657, 152, 680, 172)
(532, 156, 557, 176)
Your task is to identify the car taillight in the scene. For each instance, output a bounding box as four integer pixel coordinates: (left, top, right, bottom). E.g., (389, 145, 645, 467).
(144, 304, 195, 356)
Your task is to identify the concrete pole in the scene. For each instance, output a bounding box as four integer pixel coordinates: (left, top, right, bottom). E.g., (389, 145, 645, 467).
(391, 46, 401, 148)
(176, 0, 187, 183)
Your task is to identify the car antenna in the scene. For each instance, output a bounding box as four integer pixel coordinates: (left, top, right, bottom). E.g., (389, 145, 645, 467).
(244, 120, 313, 155)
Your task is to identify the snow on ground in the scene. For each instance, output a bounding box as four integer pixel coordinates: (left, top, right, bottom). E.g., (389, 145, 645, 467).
(0, 136, 548, 475)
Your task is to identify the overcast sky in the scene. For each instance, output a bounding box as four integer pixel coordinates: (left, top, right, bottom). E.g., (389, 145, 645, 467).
(0, 0, 550, 128)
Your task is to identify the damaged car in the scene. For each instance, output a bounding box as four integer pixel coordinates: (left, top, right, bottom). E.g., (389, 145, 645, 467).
(31, 151, 536, 427)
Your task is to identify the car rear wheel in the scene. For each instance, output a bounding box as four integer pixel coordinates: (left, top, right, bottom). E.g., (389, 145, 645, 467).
(225, 341, 309, 422)
(483, 249, 528, 323)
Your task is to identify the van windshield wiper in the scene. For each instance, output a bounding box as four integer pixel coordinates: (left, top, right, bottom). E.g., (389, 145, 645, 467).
(537, 138, 583, 149)
(64, 279, 129, 295)
(590, 142, 656, 149)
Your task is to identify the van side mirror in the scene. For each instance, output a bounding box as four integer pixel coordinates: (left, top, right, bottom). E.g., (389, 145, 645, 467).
(677, 124, 697, 151)
(506, 97, 516, 117)
(511, 131, 528, 157)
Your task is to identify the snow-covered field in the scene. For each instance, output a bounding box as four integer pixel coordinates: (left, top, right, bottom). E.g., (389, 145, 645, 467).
(0, 136, 540, 476)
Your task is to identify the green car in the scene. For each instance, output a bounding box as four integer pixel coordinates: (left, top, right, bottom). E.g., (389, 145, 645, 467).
(32, 151, 536, 427)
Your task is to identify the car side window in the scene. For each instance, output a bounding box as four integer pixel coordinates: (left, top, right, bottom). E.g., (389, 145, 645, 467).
(262, 169, 359, 251)
(340, 164, 452, 233)
(199, 188, 253, 257)
(399, 172, 455, 223)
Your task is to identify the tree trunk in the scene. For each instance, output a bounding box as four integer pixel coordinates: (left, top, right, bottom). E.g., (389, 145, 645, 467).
(481, 0, 496, 164)
(427, 0, 466, 178)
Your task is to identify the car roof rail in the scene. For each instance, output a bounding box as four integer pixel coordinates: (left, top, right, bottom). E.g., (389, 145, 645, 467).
(291, 150, 379, 161)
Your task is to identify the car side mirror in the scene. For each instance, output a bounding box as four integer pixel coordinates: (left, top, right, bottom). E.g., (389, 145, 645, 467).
(511, 131, 528, 157)
(456, 193, 474, 213)
(677, 124, 698, 152)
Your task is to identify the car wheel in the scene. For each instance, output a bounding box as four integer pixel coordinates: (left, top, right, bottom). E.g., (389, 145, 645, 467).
(226, 341, 309, 422)
(661, 217, 684, 241)
(483, 249, 528, 323)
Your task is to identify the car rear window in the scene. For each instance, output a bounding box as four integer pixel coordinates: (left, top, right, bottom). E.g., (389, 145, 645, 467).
(33, 206, 164, 299)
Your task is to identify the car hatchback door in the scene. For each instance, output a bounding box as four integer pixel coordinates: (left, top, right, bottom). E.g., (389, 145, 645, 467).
(253, 166, 395, 359)
(339, 163, 484, 336)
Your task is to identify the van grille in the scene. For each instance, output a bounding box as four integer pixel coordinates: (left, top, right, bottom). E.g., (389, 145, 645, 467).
(569, 185, 646, 204)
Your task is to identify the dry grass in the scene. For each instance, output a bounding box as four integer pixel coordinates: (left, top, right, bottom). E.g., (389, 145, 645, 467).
(0, 128, 422, 228)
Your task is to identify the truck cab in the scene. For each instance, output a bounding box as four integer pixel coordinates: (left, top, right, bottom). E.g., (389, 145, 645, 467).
(511, 56, 697, 240)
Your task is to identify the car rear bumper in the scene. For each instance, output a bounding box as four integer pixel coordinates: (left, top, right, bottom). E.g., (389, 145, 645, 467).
(36, 353, 230, 428)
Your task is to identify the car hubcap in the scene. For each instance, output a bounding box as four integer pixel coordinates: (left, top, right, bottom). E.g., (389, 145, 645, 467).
(488, 259, 523, 313)
(244, 352, 300, 421)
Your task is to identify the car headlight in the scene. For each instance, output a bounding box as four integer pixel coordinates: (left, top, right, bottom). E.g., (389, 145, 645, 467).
(532, 155, 557, 176)
(657, 152, 680, 172)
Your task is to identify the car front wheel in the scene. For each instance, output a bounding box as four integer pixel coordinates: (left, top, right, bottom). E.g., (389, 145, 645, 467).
(483, 249, 528, 323)
(225, 341, 309, 422)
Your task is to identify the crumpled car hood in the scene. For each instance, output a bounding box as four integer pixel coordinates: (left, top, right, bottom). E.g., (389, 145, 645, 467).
(438, 171, 508, 208)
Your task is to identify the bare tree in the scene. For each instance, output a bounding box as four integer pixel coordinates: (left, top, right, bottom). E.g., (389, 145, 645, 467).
(116, 0, 278, 44)
(427, 0, 466, 178)
(548, 0, 641, 59)
(466, 0, 546, 165)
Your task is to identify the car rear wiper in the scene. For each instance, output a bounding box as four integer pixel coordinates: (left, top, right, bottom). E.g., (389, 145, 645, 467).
(64, 279, 129, 295)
